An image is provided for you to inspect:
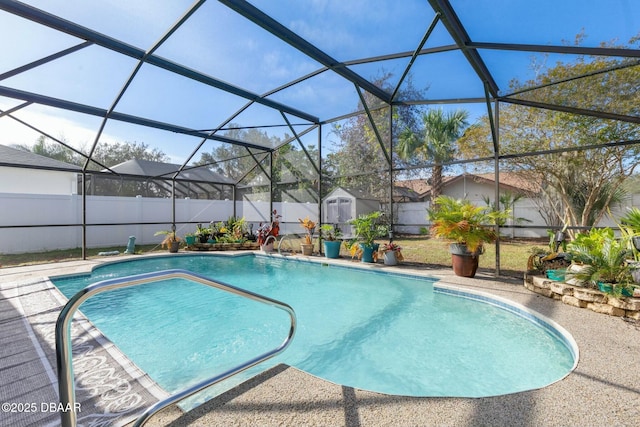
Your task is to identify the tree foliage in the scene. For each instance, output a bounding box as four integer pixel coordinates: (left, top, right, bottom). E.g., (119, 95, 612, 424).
(13, 136, 169, 169)
(88, 141, 168, 169)
(12, 136, 78, 164)
(397, 108, 469, 200)
(458, 34, 640, 232)
(193, 125, 319, 202)
(326, 72, 426, 200)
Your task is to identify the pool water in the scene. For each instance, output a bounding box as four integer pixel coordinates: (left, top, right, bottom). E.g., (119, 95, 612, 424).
(52, 254, 576, 405)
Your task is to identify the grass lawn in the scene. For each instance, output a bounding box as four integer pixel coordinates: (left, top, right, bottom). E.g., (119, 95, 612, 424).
(0, 237, 547, 278)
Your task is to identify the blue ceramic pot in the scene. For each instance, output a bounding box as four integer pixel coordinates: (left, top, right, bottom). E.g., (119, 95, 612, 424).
(323, 240, 342, 258)
(360, 243, 379, 263)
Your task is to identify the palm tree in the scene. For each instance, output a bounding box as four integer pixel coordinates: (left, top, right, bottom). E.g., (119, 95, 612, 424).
(397, 108, 469, 200)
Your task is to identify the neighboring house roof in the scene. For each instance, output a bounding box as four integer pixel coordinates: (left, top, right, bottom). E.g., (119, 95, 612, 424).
(0, 144, 81, 171)
(471, 172, 540, 194)
(392, 185, 422, 202)
(107, 159, 234, 184)
(396, 172, 540, 199)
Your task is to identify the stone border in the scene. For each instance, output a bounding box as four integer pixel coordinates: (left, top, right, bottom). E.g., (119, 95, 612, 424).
(524, 274, 640, 319)
(186, 242, 259, 251)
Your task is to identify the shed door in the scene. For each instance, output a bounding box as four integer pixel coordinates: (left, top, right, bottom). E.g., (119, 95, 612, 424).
(327, 197, 352, 224)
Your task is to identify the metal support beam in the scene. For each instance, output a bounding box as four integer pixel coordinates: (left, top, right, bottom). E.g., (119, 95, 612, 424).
(392, 12, 441, 101)
(0, 41, 93, 81)
(84, 0, 206, 171)
(219, 0, 392, 103)
(0, 86, 273, 151)
(499, 96, 640, 125)
(428, 0, 499, 97)
(493, 99, 500, 277)
(355, 85, 392, 167)
(0, 0, 317, 122)
(281, 113, 320, 176)
(468, 41, 640, 59)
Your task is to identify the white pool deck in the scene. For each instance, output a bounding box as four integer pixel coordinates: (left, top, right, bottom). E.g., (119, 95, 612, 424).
(1, 252, 639, 427)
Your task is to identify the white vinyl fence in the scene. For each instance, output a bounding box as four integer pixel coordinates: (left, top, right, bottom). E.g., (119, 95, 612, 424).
(0, 194, 320, 254)
(1, 193, 638, 254)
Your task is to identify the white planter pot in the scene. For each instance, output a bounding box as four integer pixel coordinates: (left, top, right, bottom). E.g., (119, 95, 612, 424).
(383, 251, 397, 266)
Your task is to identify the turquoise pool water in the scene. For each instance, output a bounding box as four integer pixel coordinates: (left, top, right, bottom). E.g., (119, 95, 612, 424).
(52, 254, 577, 404)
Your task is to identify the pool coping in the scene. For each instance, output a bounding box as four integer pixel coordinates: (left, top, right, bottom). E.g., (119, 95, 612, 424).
(0, 266, 170, 427)
(1, 252, 639, 426)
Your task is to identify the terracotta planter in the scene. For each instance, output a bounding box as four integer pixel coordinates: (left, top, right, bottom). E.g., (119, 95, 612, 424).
(450, 243, 480, 278)
(301, 243, 313, 256)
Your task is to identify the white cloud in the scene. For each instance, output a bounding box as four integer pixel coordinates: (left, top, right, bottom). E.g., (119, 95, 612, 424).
(0, 102, 118, 150)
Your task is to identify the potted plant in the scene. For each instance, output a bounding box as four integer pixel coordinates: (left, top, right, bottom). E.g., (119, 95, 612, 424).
(256, 210, 281, 252)
(566, 230, 634, 296)
(618, 207, 640, 283)
(184, 232, 196, 247)
(379, 242, 402, 266)
(348, 211, 389, 263)
(526, 230, 572, 277)
(195, 224, 211, 243)
(428, 196, 506, 277)
(298, 216, 317, 255)
(154, 229, 182, 253)
(320, 224, 342, 258)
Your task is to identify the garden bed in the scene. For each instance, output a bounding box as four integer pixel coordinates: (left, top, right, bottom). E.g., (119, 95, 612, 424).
(524, 273, 640, 320)
(186, 242, 260, 251)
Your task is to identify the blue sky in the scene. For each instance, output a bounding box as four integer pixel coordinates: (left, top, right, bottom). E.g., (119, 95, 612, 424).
(1, 0, 638, 164)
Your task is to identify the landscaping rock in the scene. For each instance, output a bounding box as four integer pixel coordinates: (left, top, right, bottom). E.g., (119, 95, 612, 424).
(573, 288, 607, 303)
(607, 297, 640, 311)
(524, 274, 640, 320)
(561, 295, 587, 308)
(550, 282, 574, 295)
(586, 302, 625, 317)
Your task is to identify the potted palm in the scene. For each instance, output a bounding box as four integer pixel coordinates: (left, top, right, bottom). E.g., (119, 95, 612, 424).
(320, 224, 342, 258)
(348, 211, 389, 263)
(428, 196, 506, 277)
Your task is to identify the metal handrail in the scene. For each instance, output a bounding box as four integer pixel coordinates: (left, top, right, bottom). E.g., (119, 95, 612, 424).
(277, 234, 295, 255)
(55, 269, 297, 427)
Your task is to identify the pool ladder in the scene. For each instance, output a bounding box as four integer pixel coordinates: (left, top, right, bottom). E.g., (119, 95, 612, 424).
(55, 269, 297, 427)
(277, 234, 297, 255)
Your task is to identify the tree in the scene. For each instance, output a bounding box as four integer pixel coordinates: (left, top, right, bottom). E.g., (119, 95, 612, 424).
(327, 71, 426, 200)
(12, 136, 79, 165)
(87, 141, 168, 169)
(193, 126, 320, 202)
(397, 108, 469, 200)
(458, 34, 640, 233)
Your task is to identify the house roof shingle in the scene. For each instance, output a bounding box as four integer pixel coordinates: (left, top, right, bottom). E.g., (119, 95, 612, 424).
(0, 144, 81, 171)
(107, 159, 234, 184)
(395, 172, 540, 199)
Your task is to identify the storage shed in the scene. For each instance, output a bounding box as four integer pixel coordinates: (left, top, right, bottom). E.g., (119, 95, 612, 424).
(322, 187, 381, 237)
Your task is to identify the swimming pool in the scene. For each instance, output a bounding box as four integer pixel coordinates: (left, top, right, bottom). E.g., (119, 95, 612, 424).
(52, 254, 577, 407)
